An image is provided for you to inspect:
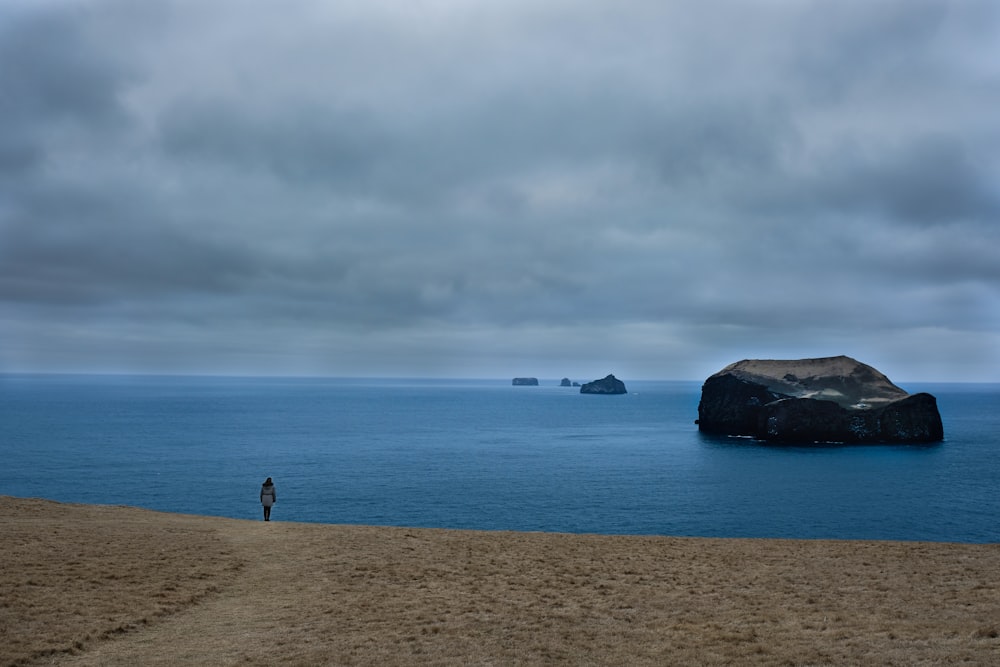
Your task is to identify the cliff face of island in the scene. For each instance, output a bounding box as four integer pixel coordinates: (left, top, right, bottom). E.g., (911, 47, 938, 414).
(697, 356, 943, 443)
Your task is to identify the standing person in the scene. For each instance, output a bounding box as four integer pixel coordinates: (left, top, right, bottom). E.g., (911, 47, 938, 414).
(260, 477, 276, 521)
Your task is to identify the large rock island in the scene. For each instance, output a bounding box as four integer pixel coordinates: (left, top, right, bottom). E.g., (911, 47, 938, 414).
(580, 374, 627, 395)
(697, 356, 943, 443)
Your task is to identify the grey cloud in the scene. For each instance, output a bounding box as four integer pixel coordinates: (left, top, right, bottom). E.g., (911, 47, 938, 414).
(0, 6, 134, 173)
(1, 0, 998, 380)
(0, 209, 257, 306)
(790, 137, 1000, 226)
(157, 100, 388, 190)
(0, 10, 127, 120)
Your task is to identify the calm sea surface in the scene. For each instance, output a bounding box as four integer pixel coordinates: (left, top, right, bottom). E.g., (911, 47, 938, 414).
(2, 375, 997, 543)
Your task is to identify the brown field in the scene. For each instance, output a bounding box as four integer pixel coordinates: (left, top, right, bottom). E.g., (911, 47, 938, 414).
(2, 496, 999, 666)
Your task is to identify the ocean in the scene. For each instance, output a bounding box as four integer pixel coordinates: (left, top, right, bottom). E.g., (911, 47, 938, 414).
(1, 374, 997, 543)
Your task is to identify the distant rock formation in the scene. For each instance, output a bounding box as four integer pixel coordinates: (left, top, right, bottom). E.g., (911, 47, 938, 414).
(580, 374, 627, 395)
(512, 377, 539, 386)
(560, 378, 572, 387)
(696, 356, 943, 443)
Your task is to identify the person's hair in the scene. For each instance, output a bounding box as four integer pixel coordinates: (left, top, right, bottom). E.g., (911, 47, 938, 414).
(264, 477, 272, 484)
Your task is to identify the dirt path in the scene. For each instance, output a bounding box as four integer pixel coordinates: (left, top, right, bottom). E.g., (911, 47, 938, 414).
(49, 522, 297, 666)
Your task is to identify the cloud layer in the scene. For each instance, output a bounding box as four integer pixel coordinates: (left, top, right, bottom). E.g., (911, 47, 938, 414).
(2, 0, 998, 380)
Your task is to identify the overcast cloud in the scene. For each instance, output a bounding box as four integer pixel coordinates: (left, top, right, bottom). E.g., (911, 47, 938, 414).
(2, 0, 998, 381)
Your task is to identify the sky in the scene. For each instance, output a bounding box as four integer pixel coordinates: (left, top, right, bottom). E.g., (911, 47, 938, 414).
(1, 0, 998, 382)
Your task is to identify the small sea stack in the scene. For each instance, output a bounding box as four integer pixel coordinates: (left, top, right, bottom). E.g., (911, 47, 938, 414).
(580, 374, 627, 395)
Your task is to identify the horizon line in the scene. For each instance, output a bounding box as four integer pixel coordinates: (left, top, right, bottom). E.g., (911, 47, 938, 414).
(0, 370, 993, 385)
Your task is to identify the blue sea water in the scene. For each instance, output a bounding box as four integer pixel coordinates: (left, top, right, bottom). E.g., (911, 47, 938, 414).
(1, 374, 997, 543)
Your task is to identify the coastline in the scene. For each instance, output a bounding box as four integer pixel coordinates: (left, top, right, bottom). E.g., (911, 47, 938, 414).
(4, 495, 1000, 666)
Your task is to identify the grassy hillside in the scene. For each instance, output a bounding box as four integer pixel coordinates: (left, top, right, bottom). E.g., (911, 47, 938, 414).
(3, 496, 999, 666)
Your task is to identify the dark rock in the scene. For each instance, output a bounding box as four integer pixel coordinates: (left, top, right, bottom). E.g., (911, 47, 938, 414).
(512, 377, 538, 386)
(580, 374, 627, 395)
(697, 356, 943, 444)
(560, 378, 572, 387)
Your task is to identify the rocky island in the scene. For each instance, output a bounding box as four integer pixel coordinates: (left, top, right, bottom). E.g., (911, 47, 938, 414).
(580, 374, 627, 395)
(512, 377, 539, 386)
(696, 356, 943, 443)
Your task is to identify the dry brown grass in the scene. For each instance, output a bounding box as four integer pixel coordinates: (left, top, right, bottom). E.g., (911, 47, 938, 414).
(3, 496, 999, 666)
